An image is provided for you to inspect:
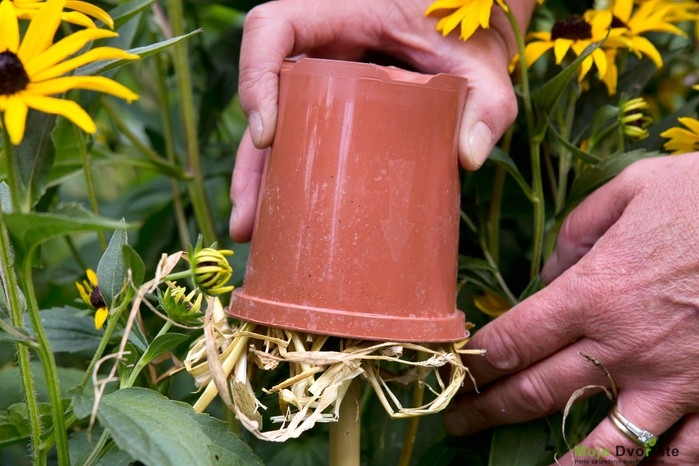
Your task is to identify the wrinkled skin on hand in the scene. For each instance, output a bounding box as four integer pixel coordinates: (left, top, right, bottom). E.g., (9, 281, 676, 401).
(447, 154, 699, 465)
(230, 0, 535, 242)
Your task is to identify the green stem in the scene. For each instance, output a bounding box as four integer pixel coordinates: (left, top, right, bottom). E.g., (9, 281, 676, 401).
(505, 7, 545, 279)
(154, 50, 191, 248)
(22, 253, 70, 465)
(122, 321, 173, 388)
(166, 0, 217, 245)
(554, 87, 577, 214)
(75, 126, 106, 249)
(0, 200, 43, 464)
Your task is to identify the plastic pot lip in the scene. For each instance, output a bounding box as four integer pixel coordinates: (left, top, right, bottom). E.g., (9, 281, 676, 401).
(281, 57, 469, 92)
(231, 289, 469, 343)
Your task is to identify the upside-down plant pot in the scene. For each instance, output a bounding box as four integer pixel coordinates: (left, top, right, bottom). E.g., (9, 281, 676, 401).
(229, 58, 469, 342)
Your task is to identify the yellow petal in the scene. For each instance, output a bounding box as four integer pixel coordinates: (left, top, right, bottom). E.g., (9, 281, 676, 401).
(476, 0, 493, 29)
(628, 36, 662, 68)
(524, 41, 554, 67)
(590, 48, 607, 80)
(553, 39, 573, 64)
(76, 281, 91, 304)
(65, 0, 114, 28)
(28, 76, 139, 102)
(87, 268, 98, 286)
(3, 96, 29, 145)
(678, 117, 699, 134)
(30, 47, 138, 82)
(94, 307, 108, 330)
(0, 0, 20, 53)
(425, 0, 467, 15)
(59, 10, 95, 28)
(612, 0, 633, 23)
(25, 29, 119, 76)
(20, 93, 96, 133)
(18, 0, 66, 63)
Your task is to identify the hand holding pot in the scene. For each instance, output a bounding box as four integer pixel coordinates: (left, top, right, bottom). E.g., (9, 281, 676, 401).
(230, 0, 535, 242)
(446, 154, 699, 464)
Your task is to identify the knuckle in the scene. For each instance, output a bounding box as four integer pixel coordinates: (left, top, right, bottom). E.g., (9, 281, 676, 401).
(481, 326, 527, 372)
(512, 371, 561, 416)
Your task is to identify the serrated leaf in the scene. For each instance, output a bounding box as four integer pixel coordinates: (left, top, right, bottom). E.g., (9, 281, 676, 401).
(98, 387, 263, 466)
(3, 204, 135, 262)
(77, 30, 202, 77)
(97, 223, 128, 306)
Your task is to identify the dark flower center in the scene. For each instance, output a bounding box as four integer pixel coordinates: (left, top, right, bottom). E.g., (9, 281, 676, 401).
(610, 16, 627, 28)
(551, 16, 592, 41)
(90, 286, 107, 309)
(0, 51, 30, 95)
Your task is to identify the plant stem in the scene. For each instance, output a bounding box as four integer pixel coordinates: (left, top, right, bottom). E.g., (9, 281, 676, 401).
(22, 253, 70, 465)
(505, 7, 545, 279)
(554, 87, 577, 214)
(123, 321, 172, 388)
(0, 201, 43, 464)
(329, 379, 361, 466)
(75, 126, 106, 249)
(166, 0, 217, 245)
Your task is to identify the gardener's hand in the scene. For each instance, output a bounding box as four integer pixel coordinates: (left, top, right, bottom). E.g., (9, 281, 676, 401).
(446, 154, 699, 464)
(230, 0, 535, 242)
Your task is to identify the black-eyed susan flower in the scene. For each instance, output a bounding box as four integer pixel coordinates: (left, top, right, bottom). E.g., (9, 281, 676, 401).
(474, 290, 511, 318)
(519, 12, 629, 91)
(661, 117, 699, 154)
(0, 0, 138, 145)
(425, 0, 510, 42)
(12, 0, 113, 29)
(190, 247, 235, 296)
(159, 281, 204, 324)
(76, 268, 109, 330)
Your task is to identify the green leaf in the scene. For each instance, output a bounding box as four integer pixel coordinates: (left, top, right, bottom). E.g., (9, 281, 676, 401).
(545, 115, 601, 165)
(109, 0, 155, 29)
(0, 402, 53, 448)
(533, 41, 601, 117)
(14, 109, 57, 210)
(0, 182, 12, 213)
(488, 148, 534, 200)
(488, 420, 552, 466)
(3, 203, 135, 262)
(25, 307, 102, 353)
(124, 244, 145, 288)
(566, 150, 662, 208)
(139, 333, 189, 368)
(77, 30, 203, 77)
(97, 223, 129, 306)
(98, 387, 264, 466)
(69, 427, 134, 466)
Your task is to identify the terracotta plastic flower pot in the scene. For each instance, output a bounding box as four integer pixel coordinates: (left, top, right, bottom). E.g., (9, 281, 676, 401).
(229, 58, 469, 342)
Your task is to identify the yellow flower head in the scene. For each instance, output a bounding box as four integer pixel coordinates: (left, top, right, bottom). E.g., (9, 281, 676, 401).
(76, 268, 109, 330)
(12, 0, 114, 29)
(425, 0, 510, 42)
(619, 96, 651, 140)
(660, 117, 699, 155)
(190, 247, 235, 296)
(160, 281, 204, 324)
(0, 0, 139, 145)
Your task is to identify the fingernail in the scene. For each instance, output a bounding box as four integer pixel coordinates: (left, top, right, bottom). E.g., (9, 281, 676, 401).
(444, 410, 470, 436)
(248, 112, 264, 147)
(467, 121, 493, 167)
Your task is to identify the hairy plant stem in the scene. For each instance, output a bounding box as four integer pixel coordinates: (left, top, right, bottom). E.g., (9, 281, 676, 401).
(505, 7, 545, 279)
(167, 0, 217, 245)
(22, 252, 70, 465)
(329, 379, 361, 466)
(0, 200, 42, 464)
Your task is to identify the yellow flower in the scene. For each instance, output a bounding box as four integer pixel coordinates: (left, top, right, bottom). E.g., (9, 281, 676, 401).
(0, 0, 139, 145)
(520, 12, 626, 87)
(160, 281, 204, 324)
(660, 117, 699, 154)
(425, 0, 509, 42)
(619, 96, 651, 140)
(76, 268, 109, 330)
(474, 290, 511, 318)
(12, 0, 113, 29)
(190, 247, 235, 296)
